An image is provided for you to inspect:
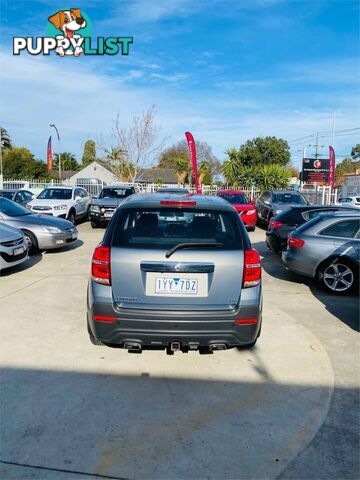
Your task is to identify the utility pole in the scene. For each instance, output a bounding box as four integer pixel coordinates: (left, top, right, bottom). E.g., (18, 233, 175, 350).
(315, 132, 319, 159)
(331, 111, 336, 147)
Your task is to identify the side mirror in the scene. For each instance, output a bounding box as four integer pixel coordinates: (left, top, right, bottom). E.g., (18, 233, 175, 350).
(75, 196, 81, 201)
(264, 200, 270, 206)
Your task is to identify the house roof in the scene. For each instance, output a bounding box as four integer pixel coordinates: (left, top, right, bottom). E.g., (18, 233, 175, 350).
(49, 169, 78, 180)
(136, 168, 178, 183)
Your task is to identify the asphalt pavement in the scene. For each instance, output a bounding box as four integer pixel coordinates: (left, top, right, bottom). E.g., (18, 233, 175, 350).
(0, 223, 358, 480)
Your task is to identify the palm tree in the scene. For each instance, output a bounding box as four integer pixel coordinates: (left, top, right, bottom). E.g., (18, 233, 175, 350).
(174, 156, 189, 184)
(198, 160, 212, 184)
(256, 164, 290, 190)
(237, 166, 255, 188)
(221, 148, 241, 185)
(0, 127, 12, 150)
(53, 152, 79, 171)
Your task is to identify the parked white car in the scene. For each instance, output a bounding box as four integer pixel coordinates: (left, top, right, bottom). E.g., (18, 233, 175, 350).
(336, 196, 360, 208)
(28, 186, 91, 223)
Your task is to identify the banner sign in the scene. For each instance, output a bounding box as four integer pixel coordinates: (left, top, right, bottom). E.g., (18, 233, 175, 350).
(185, 131, 202, 194)
(302, 157, 330, 185)
(47, 136, 53, 173)
(329, 146, 335, 191)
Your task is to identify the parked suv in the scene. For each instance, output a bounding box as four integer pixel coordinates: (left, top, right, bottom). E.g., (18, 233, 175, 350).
(28, 186, 90, 223)
(89, 185, 135, 228)
(266, 205, 358, 252)
(256, 190, 308, 225)
(282, 212, 360, 294)
(87, 194, 262, 354)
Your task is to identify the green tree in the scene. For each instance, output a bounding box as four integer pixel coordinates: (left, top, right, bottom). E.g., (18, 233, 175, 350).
(335, 157, 360, 176)
(198, 160, 212, 185)
(82, 139, 96, 166)
(53, 152, 79, 171)
(255, 164, 291, 190)
(351, 144, 360, 160)
(221, 151, 241, 184)
(224, 136, 290, 170)
(3, 147, 47, 178)
(0, 127, 12, 151)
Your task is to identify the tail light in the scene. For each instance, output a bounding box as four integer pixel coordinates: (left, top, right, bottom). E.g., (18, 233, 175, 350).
(243, 249, 261, 288)
(92, 245, 111, 285)
(93, 315, 116, 323)
(160, 201, 197, 206)
(235, 318, 258, 325)
(269, 218, 283, 229)
(288, 236, 305, 248)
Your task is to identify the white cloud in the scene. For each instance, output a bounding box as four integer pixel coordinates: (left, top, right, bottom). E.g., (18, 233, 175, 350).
(0, 52, 357, 167)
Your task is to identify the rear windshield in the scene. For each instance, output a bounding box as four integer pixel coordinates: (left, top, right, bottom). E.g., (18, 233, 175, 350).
(275, 208, 306, 224)
(110, 208, 243, 249)
(218, 193, 249, 204)
(272, 193, 306, 204)
(99, 187, 134, 199)
(0, 191, 14, 200)
(38, 188, 72, 200)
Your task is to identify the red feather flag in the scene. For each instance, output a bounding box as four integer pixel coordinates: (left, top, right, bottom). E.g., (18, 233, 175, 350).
(185, 131, 202, 194)
(47, 136, 53, 173)
(329, 146, 335, 191)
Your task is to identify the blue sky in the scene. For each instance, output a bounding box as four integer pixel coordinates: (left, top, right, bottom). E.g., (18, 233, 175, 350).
(0, 0, 359, 169)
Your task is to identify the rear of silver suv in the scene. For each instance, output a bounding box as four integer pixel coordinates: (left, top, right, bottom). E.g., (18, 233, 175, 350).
(87, 194, 262, 354)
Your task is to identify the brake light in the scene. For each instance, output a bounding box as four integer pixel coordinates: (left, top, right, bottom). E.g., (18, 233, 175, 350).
(287, 236, 305, 248)
(92, 245, 111, 285)
(160, 201, 197, 206)
(235, 318, 258, 324)
(93, 315, 116, 323)
(270, 219, 283, 229)
(243, 249, 261, 288)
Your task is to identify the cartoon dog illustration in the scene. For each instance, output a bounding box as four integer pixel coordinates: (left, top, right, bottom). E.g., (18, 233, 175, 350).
(48, 9, 86, 56)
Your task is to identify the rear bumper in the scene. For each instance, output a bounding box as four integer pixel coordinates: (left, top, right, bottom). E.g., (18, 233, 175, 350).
(87, 282, 262, 348)
(265, 231, 284, 252)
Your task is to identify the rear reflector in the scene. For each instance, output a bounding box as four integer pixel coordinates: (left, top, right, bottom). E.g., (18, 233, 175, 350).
(270, 219, 283, 229)
(235, 318, 258, 325)
(92, 245, 111, 285)
(160, 201, 197, 206)
(93, 315, 116, 323)
(243, 249, 261, 288)
(288, 236, 305, 248)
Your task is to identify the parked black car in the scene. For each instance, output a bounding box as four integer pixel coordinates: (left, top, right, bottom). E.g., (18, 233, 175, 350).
(89, 185, 135, 228)
(0, 189, 34, 208)
(256, 190, 308, 226)
(266, 205, 359, 252)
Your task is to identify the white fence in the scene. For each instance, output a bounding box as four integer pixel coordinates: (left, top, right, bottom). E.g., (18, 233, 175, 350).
(1, 178, 338, 205)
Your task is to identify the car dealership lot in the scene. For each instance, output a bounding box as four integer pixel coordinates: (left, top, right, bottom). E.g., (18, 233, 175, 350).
(0, 224, 359, 480)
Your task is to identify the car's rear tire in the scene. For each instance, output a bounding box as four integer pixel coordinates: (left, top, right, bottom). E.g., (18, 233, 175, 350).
(67, 209, 76, 224)
(22, 229, 38, 254)
(91, 220, 100, 229)
(318, 258, 358, 295)
(87, 320, 105, 346)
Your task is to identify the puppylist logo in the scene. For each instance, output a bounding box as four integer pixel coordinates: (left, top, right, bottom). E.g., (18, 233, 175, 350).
(13, 8, 133, 56)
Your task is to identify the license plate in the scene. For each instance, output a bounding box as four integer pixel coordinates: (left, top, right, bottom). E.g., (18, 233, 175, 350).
(155, 277, 198, 295)
(104, 212, 113, 218)
(13, 246, 24, 255)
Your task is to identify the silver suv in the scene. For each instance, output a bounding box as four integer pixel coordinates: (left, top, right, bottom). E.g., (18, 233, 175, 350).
(87, 194, 262, 354)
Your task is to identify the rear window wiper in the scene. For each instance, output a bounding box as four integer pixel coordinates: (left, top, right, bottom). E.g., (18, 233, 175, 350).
(165, 242, 224, 258)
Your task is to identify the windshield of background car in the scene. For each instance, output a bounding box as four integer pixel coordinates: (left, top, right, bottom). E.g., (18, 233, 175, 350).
(0, 191, 14, 200)
(272, 193, 306, 204)
(38, 188, 72, 200)
(99, 188, 133, 199)
(111, 208, 242, 250)
(0, 197, 31, 216)
(218, 193, 249, 204)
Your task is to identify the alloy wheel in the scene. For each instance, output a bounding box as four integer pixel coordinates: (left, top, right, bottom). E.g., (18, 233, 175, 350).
(323, 263, 354, 292)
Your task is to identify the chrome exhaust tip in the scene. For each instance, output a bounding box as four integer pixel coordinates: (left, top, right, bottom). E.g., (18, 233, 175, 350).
(124, 341, 142, 353)
(209, 343, 227, 352)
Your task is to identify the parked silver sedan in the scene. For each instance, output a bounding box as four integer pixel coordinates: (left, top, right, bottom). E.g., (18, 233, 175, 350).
(0, 223, 29, 271)
(0, 198, 78, 252)
(282, 212, 360, 294)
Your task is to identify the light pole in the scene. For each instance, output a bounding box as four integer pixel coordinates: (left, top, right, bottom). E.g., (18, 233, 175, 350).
(50, 124, 61, 180)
